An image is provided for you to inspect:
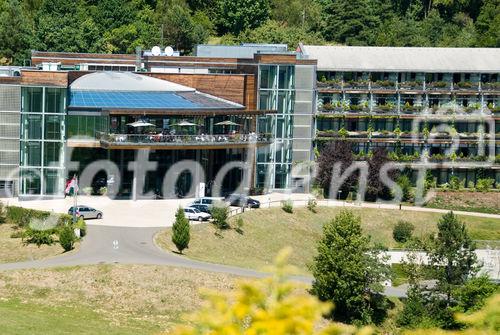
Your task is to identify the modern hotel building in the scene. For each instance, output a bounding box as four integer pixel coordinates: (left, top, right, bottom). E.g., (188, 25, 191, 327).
(0, 44, 498, 198)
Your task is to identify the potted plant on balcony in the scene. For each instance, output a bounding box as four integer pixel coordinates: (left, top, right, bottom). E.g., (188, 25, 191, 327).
(337, 127, 348, 138)
(456, 81, 473, 89)
(429, 81, 448, 89)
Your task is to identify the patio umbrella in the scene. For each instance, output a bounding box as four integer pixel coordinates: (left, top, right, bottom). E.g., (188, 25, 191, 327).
(127, 120, 156, 127)
(173, 121, 199, 127)
(214, 120, 241, 126)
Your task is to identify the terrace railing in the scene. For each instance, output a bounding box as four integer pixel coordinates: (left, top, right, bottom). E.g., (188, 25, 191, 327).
(96, 132, 273, 147)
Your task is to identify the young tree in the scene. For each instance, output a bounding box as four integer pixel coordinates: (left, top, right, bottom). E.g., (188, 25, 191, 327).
(172, 207, 190, 254)
(310, 210, 390, 324)
(316, 141, 355, 198)
(427, 211, 478, 305)
(0, 0, 34, 65)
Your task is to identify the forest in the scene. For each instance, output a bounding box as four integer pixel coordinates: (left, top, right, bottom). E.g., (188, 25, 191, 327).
(0, 0, 498, 65)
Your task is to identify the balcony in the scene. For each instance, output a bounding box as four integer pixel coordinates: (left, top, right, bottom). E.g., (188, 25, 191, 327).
(481, 82, 500, 92)
(343, 80, 370, 91)
(371, 80, 397, 91)
(398, 81, 424, 91)
(426, 81, 452, 91)
(96, 132, 273, 150)
(453, 81, 480, 92)
(372, 104, 397, 114)
(317, 80, 342, 91)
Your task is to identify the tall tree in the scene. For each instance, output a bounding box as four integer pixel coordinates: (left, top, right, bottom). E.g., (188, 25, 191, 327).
(172, 207, 190, 254)
(366, 148, 396, 201)
(310, 210, 390, 324)
(320, 0, 382, 45)
(216, 0, 271, 36)
(427, 211, 478, 305)
(316, 141, 355, 198)
(0, 0, 34, 65)
(475, 0, 500, 47)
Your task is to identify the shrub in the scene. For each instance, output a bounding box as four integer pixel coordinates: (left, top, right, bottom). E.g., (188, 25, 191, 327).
(393, 221, 415, 243)
(74, 217, 87, 237)
(6, 206, 50, 228)
(58, 225, 76, 251)
(0, 201, 5, 224)
(82, 187, 93, 196)
(307, 198, 317, 213)
(172, 207, 190, 253)
(211, 202, 230, 229)
(449, 176, 464, 191)
(23, 228, 55, 247)
(396, 175, 412, 202)
(475, 178, 494, 192)
(281, 200, 293, 213)
(235, 216, 244, 234)
(99, 187, 108, 195)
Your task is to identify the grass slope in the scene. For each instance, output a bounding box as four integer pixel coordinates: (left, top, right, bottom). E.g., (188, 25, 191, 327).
(0, 264, 235, 334)
(156, 207, 500, 275)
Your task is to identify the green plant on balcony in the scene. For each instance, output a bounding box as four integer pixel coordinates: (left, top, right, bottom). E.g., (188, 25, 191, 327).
(422, 126, 430, 140)
(346, 79, 369, 87)
(400, 80, 422, 88)
(376, 103, 395, 111)
(482, 82, 500, 90)
(337, 127, 348, 138)
(429, 81, 448, 88)
(394, 126, 401, 137)
(321, 102, 335, 111)
(456, 81, 473, 88)
(374, 80, 395, 87)
(320, 75, 327, 82)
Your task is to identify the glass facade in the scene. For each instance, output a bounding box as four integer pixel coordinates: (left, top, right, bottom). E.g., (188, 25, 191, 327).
(256, 64, 295, 189)
(19, 87, 66, 196)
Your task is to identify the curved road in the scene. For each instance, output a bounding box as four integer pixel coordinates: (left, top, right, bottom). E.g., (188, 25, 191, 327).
(0, 225, 407, 297)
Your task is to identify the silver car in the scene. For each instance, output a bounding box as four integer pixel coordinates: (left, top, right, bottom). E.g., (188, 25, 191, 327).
(68, 206, 103, 220)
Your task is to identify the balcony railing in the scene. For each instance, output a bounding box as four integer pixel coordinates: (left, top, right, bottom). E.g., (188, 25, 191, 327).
(317, 79, 500, 93)
(96, 132, 273, 147)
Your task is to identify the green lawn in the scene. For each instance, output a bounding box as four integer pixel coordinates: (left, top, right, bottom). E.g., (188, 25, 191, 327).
(0, 264, 235, 335)
(156, 207, 500, 275)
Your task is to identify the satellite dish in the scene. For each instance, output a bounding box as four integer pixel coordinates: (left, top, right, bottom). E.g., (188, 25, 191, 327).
(151, 46, 161, 56)
(164, 46, 174, 57)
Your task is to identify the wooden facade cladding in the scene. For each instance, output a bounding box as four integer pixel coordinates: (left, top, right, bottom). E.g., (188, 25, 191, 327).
(20, 70, 68, 87)
(145, 73, 255, 108)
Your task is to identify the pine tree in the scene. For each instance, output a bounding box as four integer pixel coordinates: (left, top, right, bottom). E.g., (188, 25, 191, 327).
(310, 210, 390, 324)
(172, 207, 190, 254)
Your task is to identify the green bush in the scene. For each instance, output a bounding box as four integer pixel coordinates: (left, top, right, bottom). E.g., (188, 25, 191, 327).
(23, 227, 55, 247)
(235, 216, 244, 234)
(6, 206, 51, 227)
(58, 225, 76, 252)
(475, 178, 494, 192)
(449, 176, 464, 191)
(396, 176, 413, 202)
(307, 198, 317, 213)
(0, 201, 5, 224)
(211, 202, 230, 229)
(73, 217, 87, 237)
(281, 200, 293, 213)
(393, 221, 415, 243)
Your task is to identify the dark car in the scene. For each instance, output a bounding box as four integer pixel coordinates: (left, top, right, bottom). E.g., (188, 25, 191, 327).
(225, 194, 260, 208)
(188, 203, 211, 214)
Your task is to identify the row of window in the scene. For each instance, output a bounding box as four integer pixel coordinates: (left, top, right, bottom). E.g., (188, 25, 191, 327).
(318, 71, 499, 83)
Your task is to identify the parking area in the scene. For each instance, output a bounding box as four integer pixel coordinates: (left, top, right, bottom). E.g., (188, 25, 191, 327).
(0, 193, 311, 228)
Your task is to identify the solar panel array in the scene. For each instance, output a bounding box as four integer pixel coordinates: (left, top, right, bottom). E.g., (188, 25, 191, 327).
(69, 91, 200, 109)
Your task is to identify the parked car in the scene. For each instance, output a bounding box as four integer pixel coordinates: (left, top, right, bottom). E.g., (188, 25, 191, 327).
(191, 197, 222, 207)
(225, 194, 260, 208)
(187, 203, 211, 214)
(184, 207, 211, 221)
(68, 206, 103, 220)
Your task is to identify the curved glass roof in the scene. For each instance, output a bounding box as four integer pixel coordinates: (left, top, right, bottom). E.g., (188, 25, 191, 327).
(69, 72, 244, 110)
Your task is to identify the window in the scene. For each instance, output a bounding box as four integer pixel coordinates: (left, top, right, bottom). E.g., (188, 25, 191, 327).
(45, 88, 65, 114)
(45, 115, 63, 140)
(44, 142, 62, 167)
(260, 65, 277, 89)
(23, 87, 43, 113)
(22, 114, 42, 140)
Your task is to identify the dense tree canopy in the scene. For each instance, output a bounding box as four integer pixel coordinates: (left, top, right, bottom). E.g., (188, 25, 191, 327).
(1, 0, 499, 64)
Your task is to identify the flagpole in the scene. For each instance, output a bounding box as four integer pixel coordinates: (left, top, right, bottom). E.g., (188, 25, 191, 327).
(73, 175, 78, 224)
